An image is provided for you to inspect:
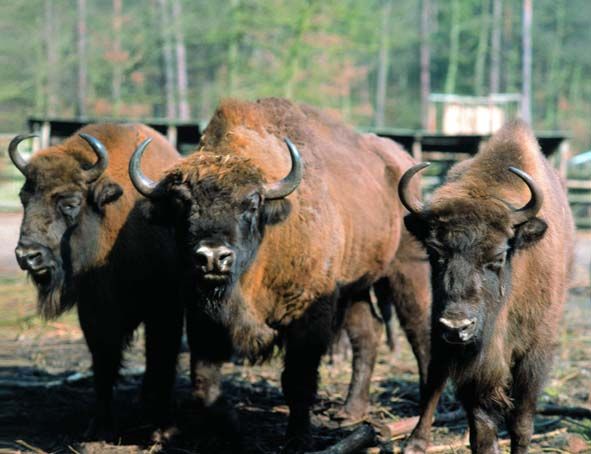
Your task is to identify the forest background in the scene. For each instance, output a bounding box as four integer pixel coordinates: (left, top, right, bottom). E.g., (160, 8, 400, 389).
(1, 0, 589, 152)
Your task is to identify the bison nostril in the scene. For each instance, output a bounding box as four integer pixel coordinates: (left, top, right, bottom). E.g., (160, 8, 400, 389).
(195, 246, 215, 269)
(215, 250, 234, 272)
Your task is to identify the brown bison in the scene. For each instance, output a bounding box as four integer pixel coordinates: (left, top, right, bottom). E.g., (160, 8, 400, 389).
(398, 121, 575, 454)
(128, 98, 429, 449)
(10, 124, 183, 440)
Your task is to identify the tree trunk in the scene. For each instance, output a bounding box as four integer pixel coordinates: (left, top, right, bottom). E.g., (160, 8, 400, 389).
(375, 0, 393, 128)
(444, 0, 460, 94)
(172, 0, 190, 120)
(473, 0, 490, 96)
(489, 0, 502, 93)
(112, 0, 123, 116)
(158, 0, 176, 119)
(283, 1, 313, 99)
(44, 0, 58, 116)
(521, 0, 532, 124)
(545, 0, 565, 129)
(76, 0, 87, 117)
(227, 0, 240, 95)
(420, 0, 431, 130)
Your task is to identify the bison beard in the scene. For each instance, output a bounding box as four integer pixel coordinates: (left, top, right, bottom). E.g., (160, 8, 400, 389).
(194, 286, 277, 362)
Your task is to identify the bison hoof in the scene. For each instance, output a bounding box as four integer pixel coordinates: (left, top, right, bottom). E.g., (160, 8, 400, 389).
(403, 436, 429, 454)
(331, 405, 367, 427)
(151, 424, 180, 445)
(84, 417, 116, 442)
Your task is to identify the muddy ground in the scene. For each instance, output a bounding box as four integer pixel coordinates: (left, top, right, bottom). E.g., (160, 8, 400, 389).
(1, 213, 590, 453)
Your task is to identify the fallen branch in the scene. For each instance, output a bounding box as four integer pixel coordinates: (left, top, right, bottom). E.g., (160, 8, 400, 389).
(0, 367, 145, 389)
(538, 404, 591, 419)
(385, 417, 419, 438)
(306, 423, 377, 454)
(16, 439, 48, 454)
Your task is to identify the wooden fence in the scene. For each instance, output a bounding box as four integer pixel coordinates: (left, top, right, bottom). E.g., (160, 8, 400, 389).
(1, 120, 589, 229)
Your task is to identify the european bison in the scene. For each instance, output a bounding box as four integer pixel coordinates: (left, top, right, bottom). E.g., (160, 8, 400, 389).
(11, 124, 183, 440)
(128, 98, 429, 449)
(398, 121, 575, 454)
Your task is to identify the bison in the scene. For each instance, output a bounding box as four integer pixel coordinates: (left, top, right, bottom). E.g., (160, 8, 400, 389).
(398, 121, 575, 454)
(10, 124, 183, 440)
(128, 98, 430, 449)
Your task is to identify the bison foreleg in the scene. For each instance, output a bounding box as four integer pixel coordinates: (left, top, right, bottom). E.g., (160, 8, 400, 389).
(85, 338, 123, 441)
(142, 308, 183, 440)
(282, 298, 334, 452)
(403, 360, 448, 454)
(338, 290, 381, 423)
(508, 350, 552, 454)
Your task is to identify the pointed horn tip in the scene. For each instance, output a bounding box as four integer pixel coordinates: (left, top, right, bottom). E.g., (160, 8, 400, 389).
(129, 138, 158, 198)
(398, 162, 430, 215)
(8, 133, 39, 175)
(263, 137, 303, 200)
(506, 166, 544, 221)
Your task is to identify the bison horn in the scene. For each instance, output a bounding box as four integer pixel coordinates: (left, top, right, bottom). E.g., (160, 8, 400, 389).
(129, 138, 159, 197)
(507, 166, 543, 224)
(79, 134, 109, 182)
(8, 133, 38, 176)
(263, 138, 303, 200)
(398, 162, 430, 214)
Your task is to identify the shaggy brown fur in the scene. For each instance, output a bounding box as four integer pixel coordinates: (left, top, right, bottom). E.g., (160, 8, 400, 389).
(402, 121, 575, 454)
(140, 98, 430, 449)
(14, 124, 183, 440)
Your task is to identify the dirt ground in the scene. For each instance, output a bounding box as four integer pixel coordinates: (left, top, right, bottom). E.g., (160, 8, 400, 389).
(0, 212, 590, 453)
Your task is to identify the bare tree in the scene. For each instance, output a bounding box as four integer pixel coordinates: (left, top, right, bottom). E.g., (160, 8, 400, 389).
(44, 0, 59, 116)
(444, 0, 460, 94)
(521, 0, 532, 123)
(172, 0, 190, 120)
(76, 0, 87, 117)
(473, 0, 490, 96)
(375, 0, 393, 128)
(489, 0, 502, 93)
(420, 0, 431, 130)
(112, 0, 123, 115)
(158, 0, 176, 119)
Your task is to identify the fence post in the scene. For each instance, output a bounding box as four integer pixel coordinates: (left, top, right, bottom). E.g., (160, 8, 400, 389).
(558, 139, 570, 179)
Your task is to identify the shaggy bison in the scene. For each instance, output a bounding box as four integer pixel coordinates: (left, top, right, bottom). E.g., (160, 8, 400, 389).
(11, 124, 183, 440)
(129, 98, 429, 449)
(398, 121, 575, 454)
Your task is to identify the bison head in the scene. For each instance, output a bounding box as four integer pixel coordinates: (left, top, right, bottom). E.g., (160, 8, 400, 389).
(129, 138, 302, 304)
(11, 133, 123, 319)
(398, 163, 547, 348)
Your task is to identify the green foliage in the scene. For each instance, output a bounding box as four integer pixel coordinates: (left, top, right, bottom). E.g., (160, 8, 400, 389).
(0, 0, 589, 149)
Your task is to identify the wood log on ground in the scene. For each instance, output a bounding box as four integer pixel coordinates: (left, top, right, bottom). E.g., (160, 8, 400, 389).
(306, 423, 377, 454)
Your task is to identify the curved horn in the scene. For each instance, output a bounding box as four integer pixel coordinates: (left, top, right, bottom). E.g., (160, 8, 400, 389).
(398, 162, 430, 214)
(79, 133, 109, 182)
(263, 138, 303, 200)
(507, 166, 543, 224)
(129, 138, 159, 197)
(8, 133, 38, 175)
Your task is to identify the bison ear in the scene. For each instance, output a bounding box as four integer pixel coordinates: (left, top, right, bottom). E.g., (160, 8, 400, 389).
(262, 199, 292, 226)
(91, 178, 123, 211)
(404, 213, 429, 242)
(513, 217, 547, 250)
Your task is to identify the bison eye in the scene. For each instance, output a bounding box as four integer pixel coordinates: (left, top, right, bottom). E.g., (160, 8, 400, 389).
(58, 197, 82, 219)
(484, 252, 506, 272)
